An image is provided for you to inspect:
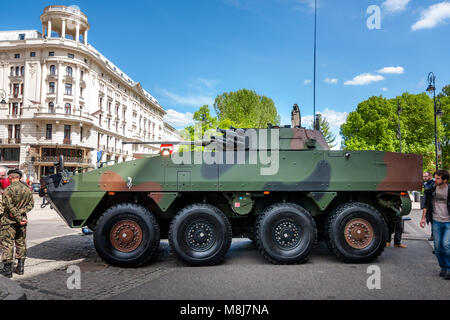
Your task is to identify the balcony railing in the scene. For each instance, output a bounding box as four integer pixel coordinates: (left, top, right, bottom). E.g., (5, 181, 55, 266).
(63, 137, 72, 145)
(35, 156, 92, 164)
(7, 138, 21, 144)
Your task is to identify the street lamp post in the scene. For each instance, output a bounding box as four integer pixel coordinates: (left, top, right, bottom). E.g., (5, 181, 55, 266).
(397, 99, 403, 153)
(426, 72, 439, 172)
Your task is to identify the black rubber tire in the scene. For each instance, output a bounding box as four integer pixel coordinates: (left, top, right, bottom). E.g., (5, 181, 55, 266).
(94, 203, 160, 268)
(255, 203, 317, 265)
(326, 202, 388, 263)
(169, 204, 232, 266)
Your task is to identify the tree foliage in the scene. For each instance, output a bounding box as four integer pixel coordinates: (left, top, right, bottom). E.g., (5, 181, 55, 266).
(310, 114, 337, 148)
(340, 92, 446, 172)
(213, 89, 280, 128)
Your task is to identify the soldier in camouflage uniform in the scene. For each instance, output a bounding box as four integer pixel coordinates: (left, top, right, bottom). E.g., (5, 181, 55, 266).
(0, 169, 34, 278)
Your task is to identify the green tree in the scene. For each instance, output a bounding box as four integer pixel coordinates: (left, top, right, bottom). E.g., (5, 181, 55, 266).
(310, 114, 337, 148)
(438, 85, 450, 169)
(214, 89, 280, 128)
(340, 93, 443, 172)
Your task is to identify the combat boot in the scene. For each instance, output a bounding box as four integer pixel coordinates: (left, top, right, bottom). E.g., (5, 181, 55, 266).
(0, 263, 13, 278)
(14, 259, 25, 275)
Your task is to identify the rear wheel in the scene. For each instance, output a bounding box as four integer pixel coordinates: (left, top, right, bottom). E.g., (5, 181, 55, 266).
(326, 202, 388, 263)
(255, 203, 317, 265)
(169, 204, 232, 266)
(93, 203, 160, 268)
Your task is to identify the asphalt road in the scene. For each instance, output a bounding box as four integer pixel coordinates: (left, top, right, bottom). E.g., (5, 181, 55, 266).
(110, 239, 448, 300)
(17, 196, 450, 300)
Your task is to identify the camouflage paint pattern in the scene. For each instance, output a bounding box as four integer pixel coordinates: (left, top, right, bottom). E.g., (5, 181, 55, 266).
(41, 127, 423, 228)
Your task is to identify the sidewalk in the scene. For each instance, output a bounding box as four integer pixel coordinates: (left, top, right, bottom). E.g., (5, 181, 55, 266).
(0, 274, 26, 300)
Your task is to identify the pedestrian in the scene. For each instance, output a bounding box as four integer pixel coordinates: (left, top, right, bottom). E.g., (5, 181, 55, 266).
(0, 167, 10, 191)
(422, 172, 435, 241)
(0, 169, 34, 278)
(386, 215, 407, 248)
(421, 169, 450, 280)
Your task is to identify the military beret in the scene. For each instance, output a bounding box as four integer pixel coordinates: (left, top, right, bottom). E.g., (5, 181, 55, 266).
(7, 169, 22, 178)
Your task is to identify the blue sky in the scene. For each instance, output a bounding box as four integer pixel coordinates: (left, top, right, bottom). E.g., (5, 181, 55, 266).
(2, 0, 450, 148)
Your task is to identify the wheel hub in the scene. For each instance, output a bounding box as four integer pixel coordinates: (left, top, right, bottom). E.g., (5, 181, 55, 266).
(110, 220, 143, 253)
(186, 222, 215, 251)
(274, 221, 301, 249)
(344, 218, 374, 249)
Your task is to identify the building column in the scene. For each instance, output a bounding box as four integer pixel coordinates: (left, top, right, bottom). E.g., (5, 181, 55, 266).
(74, 66, 79, 112)
(61, 19, 66, 39)
(75, 23, 80, 43)
(57, 62, 64, 108)
(84, 30, 88, 45)
(40, 63, 47, 107)
(47, 20, 52, 38)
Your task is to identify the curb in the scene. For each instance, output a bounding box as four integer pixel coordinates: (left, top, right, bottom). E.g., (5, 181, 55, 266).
(0, 275, 27, 300)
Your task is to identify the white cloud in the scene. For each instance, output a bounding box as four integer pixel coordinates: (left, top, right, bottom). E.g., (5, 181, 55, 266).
(302, 108, 348, 129)
(197, 78, 219, 89)
(344, 73, 385, 86)
(304, 79, 312, 85)
(382, 0, 411, 13)
(159, 89, 214, 107)
(382, 87, 389, 92)
(378, 66, 404, 74)
(324, 77, 338, 84)
(164, 109, 194, 128)
(412, 2, 450, 30)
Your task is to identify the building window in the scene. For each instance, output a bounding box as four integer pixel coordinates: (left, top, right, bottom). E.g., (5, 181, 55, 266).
(10, 67, 14, 76)
(49, 52, 54, 56)
(68, 53, 74, 59)
(48, 102, 55, 113)
(15, 67, 20, 76)
(13, 84, 20, 97)
(80, 70, 84, 80)
(46, 124, 52, 140)
(8, 125, 13, 139)
(65, 103, 71, 115)
(12, 103, 19, 115)
(20, 67, 24, 77)
(14, 125, 21, 141)
(19, 34, 25, 40)
(65, 83, 72, 95)
(30, 52, 36, 57)
(80, 127, 83, 142)
(49, 82, 55, 94)
(50, 65, 56, 75)
(66, 66, 73, 77)
(80, 87, 83, 98)
(14, 53, 20, 59)
(64, 125, 71, 141)
(99, 114, 102, 126)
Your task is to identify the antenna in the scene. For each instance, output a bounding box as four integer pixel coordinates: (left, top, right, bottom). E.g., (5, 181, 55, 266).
(313, 0, 317, 129)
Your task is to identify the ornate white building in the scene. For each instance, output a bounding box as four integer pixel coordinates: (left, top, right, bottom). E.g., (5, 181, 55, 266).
(0, 5, 180, 181)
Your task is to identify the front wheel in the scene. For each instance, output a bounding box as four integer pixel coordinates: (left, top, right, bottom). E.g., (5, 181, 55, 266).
(94, 203, 160, 268)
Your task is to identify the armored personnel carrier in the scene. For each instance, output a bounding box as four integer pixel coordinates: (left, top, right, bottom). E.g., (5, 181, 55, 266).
(40, 106, 422, 268)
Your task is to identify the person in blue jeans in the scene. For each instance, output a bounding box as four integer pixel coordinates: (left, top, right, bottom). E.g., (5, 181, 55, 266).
(421, 169, 450, 280)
